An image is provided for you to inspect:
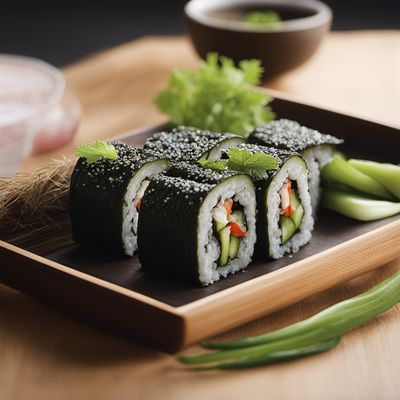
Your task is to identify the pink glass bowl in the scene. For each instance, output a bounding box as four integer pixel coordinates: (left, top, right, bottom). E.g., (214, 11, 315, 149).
(0, 55, 80, 176)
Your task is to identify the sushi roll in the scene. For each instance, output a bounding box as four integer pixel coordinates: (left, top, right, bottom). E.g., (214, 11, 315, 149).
(144, 126, 245, 161)
(221, 144, 314, 260)
(138, 164, 257, 285)
(70, 142, 170, 256)
(248, 119, 343, 214)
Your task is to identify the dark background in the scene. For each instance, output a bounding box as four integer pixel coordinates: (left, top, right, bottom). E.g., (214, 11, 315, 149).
(1, 0, 399, 67)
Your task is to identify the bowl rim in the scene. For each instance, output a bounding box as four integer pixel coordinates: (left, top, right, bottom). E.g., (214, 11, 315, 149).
(184, 0, 332, 33)
(0, 54, 66, 128)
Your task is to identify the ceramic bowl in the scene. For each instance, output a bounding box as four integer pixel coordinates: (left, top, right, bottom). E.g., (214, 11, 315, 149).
(185, 0, 332, 81)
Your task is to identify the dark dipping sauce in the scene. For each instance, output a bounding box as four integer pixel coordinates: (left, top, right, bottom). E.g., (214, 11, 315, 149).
(206, 3, 317, 23)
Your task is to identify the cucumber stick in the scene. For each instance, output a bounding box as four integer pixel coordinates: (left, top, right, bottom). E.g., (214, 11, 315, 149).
(219, 226, 231, 267)
(321, 155, 394, 200)
(348, 159, 400, 200)
(229, 236, 240, 259)
(322, 188, 400, 221)
(280, 190, 303, 244)
(214, 220, 226, 233)
(229, 210, 246, 226)
(291, 204, 304, 228)
(280, 217, 296, 244)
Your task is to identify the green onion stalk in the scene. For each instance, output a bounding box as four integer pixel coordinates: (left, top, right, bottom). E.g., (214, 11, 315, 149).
(195, 337, 341, 370)
(177, 273, 400, 367)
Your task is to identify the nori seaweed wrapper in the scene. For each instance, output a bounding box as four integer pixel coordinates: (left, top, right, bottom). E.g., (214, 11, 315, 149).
(221, 143, 302, 258)
(70, 142, 167, 255)
(143, 126, 244, 161)
(137, 174, 213, 283)
(248, 119, 343, 152)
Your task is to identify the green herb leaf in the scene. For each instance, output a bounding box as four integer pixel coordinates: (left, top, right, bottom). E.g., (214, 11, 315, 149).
(76, 141, 118, 164)
(244, 11, 283, 30)
(154, 53, 275, 137)
(198, 158, 228, 171)
(226, 148, 280, 178)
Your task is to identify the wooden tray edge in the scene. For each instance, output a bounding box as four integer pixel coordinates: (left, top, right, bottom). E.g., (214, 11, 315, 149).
(179, 219, 400, 347)
(0, 241, 187, 353)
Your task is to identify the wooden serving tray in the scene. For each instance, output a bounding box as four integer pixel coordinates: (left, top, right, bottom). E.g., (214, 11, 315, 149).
(1, 96, 400, 353)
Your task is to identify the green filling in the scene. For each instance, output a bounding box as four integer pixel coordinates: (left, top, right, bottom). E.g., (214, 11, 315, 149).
(213, 208, 246, 268)
(279, 189, 304, 245)
(218, 226, 231, 267)
(229, 236, 240, 260)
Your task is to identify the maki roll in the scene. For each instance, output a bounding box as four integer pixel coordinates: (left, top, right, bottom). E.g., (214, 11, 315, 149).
(144, 126, 244, 161)
(248, 119, 343, 214)
(138, 164, 257, 285)
(70, 142, 169, 256)
(221, 144, 313, 260)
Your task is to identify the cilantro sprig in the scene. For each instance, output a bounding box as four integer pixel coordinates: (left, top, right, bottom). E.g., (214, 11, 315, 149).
(76, 141, 118, 164)
(198, 148, 279, 179)
(154, 53, 274, 137)
(197, 159, 227, 171)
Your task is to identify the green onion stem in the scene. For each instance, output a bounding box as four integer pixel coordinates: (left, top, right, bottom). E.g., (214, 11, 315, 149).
(208, 337, 341, 370)
(198, 272, 400, 352)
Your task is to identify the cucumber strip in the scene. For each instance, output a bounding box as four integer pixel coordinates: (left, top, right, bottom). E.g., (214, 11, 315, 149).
(280, 216, 296, 244)
(214, 220, 226, 233)
(348, 159, 400, 200)
(291, 204, 304, 229)
(322, 188, 400, 221)
(229, 210, 246, 227)
(219, 226, 231, 267)
(290, 189, 301, 209)
(229, 235, 240, 260)
(321, 155, 394, 200)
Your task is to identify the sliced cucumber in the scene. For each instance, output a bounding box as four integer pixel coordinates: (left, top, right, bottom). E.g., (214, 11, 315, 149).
(219, 226, 231, 267)
(290, 189, 301, 209)
(228, 235, 240, 260)
(214, 219, 226, 233)
(291, 204, 304, 229)
(280, 216, 297, 245)
(228, 210, 246, 227)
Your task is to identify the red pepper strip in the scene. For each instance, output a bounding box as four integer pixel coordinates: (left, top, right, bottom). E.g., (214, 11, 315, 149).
(282, 179, 292, 217)
(136, 198, 142, 211)
(224, 199, 233, 216)
(282, 205, 292, 217)
(229, 221, 247, 237)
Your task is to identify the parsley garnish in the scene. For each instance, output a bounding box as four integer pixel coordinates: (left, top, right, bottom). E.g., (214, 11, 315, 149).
(197, 159, 227, 171)
(154, 53, 274, 137)
(76, 141, 118, 164)
(198, 149, 279, 179)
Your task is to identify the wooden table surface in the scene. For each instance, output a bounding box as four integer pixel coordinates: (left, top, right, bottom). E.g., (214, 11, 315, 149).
(2, 32, 400, 399)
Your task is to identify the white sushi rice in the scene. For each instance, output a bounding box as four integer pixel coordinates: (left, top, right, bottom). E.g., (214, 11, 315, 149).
(197, 175, 257, 285)
(302, 144, 335, 215)
(207, 137, 245, 160)
(267, 156, 314, 259)
(121, 161, 169, 256)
